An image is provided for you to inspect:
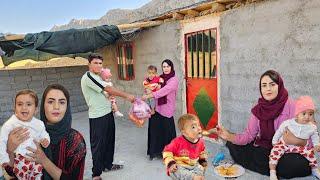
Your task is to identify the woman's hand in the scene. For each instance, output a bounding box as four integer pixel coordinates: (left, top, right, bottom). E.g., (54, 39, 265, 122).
(141, 95, 148, 101)
(142, 93, 153, 101)
(26, 140, 48, 165)
(282, 127, 307, 146)
(27, 140, 63, 179)
(7, 127, 29, 154)
(216, 125, 235, 142)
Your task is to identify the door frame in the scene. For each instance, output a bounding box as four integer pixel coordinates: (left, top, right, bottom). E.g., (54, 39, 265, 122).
(184, 27, 218, 113)
(180, 15, 221, 138)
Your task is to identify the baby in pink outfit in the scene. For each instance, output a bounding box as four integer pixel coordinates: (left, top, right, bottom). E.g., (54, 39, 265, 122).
(269, 96, 320, 180)
(100, 68, 123, 117)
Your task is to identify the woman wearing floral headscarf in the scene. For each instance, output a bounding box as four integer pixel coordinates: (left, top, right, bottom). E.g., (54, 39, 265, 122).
(143, 59, 179, 160)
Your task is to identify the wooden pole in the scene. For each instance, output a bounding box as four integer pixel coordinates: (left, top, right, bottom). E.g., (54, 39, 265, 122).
(2, 34, 25, 41)
(212, 2, 226, 12)
(117, 20, 163, 31)
(172, 12, 185, 20)
(1, 20, 164, 41)
(187, 9, 199, 17)
(216, 0, 239, 3)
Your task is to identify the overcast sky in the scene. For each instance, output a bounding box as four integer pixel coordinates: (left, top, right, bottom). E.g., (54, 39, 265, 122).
(0, 0, 151, 34)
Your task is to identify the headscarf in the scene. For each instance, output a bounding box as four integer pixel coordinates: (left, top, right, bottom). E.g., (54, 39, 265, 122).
(158, 59, 175, 105)
(40, 84, 72, 180)
(251, 70, 288, 149)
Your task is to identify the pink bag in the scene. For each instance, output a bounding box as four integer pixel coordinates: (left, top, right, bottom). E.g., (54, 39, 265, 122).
(128, 98, 151, 127)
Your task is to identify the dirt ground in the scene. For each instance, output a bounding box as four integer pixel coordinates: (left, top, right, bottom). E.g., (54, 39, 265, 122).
(72, 111, 314, 180)
(0, 111, 314, 179)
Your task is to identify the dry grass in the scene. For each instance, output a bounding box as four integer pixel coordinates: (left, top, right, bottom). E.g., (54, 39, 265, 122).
(0, 57, 88, 70)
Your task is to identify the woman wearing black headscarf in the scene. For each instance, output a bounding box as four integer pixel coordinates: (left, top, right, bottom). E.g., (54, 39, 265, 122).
(143, 59, 179, 160)
(6, 84, 86, 180)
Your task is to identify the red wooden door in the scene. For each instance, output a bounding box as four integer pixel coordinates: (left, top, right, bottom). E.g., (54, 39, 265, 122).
(185, 28, 218, 139)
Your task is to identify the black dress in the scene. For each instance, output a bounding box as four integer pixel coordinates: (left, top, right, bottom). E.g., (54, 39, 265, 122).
(147, 112, 176, 158)
(226, 141, 311, 178)
(49, 129, 86, 180)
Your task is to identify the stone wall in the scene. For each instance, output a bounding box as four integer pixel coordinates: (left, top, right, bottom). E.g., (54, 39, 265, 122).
(98, 21, 183, 120)
(133, 21, 183, 120)
(0, 66, 88, 124)
(219, 0, 320, 132)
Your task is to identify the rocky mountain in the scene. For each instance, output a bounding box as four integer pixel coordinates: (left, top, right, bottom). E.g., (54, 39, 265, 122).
(51, 0, 209, 31)
(0, 33, 5, 38)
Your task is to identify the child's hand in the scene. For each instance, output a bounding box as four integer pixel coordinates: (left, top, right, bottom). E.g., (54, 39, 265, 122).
(40, 138, 50, 148)
(147, 84, 154, 90)
(159, 78, 164, 83)
(109, 96, 116, 101)
(1, 162, 10, 168)
(142, 94, 152, 101)
(200, 161, 208, 169)
(141, 95, 147, 101)
(2, 162, 14, 179)
(169, 164, 178, 173)
(314, 145, 320, 152)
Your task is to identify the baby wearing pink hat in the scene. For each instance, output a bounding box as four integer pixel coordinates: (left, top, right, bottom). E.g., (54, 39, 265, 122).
(100, 68, 124, 117)
(269, 96, 319, 180)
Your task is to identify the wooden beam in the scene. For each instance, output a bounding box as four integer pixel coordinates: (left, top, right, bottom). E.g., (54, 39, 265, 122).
(117, 20, 163, 31)
(233, 2, 242, 8)
(164, 18, 174, 23)
(216, 0, 239, 4)
(2, 34, 25, 41)
(172, 12, 185, 20)
(199, 9, 211, 16)
(212, 2, 226, 12)
(247, 0, 262, 3)
(194, 1, 216, 11)
(226, 2, 236, 9)
(187, 9, 199, 17)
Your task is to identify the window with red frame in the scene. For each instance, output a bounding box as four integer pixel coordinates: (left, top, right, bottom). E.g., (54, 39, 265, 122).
(117, 43, 135, 80)
(185, 29, 217, 79)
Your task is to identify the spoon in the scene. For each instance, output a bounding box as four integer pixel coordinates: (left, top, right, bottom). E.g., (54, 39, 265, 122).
(202, 128, 218, 136)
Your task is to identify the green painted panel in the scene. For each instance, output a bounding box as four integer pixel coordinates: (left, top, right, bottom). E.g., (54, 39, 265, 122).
(193, 87, 215, 127)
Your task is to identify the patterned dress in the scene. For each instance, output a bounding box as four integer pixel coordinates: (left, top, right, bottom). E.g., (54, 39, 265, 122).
(49, 129, 86, 180)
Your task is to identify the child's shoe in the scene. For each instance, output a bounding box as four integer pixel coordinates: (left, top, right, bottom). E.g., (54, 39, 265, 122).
(312, 168, 320, 179)
(114, 111, 124, 117)
(270, 170, 278, 180)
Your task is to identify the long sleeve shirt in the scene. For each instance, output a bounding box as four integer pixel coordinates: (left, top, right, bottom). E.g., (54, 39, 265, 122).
(0, 115, 50, 164)
(272, 118, 319, 146)
(163, 135, 207, 175)
(233, 98, 295, 146)
(152, 76, 179, 118)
